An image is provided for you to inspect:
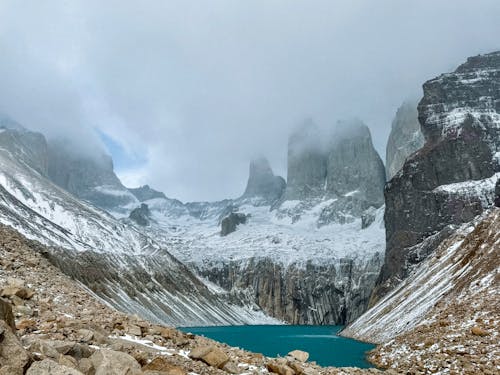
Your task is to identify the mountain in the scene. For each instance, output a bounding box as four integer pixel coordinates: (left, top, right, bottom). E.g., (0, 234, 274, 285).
(241, 157, 285, 204)
(130, 122, 387, 325)
(47, 139, 138, 214)
(0, 125, 279, 327)
(385, 100, 424, 180)
(372, 51, 500, 303)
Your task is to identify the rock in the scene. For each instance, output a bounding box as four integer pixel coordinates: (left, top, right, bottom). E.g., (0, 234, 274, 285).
(142, 357, 186, 375)
(77, 328, 95, 342)
(90, 349, 141, 375)
(361, 207, 377, 229)
(128, 185, 166, 202)
(59, 354, 79, 369)
(0, 320, 32, 373)
(1, 285, 35, 299)
(241, 157, 286, 204)
(78, 358, 95, 375)
(27, 339, 61, 360)
(220, 212, 248, 236)
(0, 298, 16, 331)
(267, 362, 295, 375)
(374, 51, 500, 302)
(127, 324, 142, 337)
(26, 359, 84, 375)
(471, 326, 489, 336)
(129, 203, 151, 226)
(288, 350, 309, 362)
(189, 345, 229, 368)
(285, 119, 326, 200)
(222, 361, 240, 374)
(385, 100, 425, 179)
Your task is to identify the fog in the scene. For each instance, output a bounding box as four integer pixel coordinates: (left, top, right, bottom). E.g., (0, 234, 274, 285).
(1, 1, 499, 201)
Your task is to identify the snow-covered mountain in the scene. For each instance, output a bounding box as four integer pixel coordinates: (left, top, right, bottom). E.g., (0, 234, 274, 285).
(120, 122, 388, 325)
(0, 124, 280, 327)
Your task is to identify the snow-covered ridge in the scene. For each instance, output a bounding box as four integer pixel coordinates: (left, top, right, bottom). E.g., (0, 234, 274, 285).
(342, 209, 499, 343)
(433, 173, 499, 207)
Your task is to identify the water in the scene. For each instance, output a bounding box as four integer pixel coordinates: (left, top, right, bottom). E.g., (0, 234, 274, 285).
(178, 325, 375, 368)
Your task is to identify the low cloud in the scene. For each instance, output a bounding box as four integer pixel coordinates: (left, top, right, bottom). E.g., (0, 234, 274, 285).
(1, 0, 499, 200)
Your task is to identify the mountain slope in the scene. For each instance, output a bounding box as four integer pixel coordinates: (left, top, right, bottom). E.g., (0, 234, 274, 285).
(0, 126, 279, 326)
(342, 208, 499, 374)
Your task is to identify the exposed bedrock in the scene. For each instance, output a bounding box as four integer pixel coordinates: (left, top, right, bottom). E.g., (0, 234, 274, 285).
(196, 253, 383, 325)
(373, 51, 500, 303)
(385, 100, 424, 180)
(241, 157, 286, 204)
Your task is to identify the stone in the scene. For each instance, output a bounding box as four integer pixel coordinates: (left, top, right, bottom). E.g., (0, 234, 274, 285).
(78, 328, 95, 342)
(0, 298, 16, 331)
(127, 324, 142, 337)
(222, 361, 240, 374)
(267, 362, 295, 375)
(90, 349, 142, 375)
(1, 285, 35, 299)
(59, 354, 79, 368)
(26, 359, 84, 374)
(471, 326, 489, 336)
(78, 358, 95, 375)
(142, 356, 186, 375)
(288, 350, 309, 362)
(27, 339, 61, 360)
(0, 320, 32, 373)
(189, 345, 229, 368)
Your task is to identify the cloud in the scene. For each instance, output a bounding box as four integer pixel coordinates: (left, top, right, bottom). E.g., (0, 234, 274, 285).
(1, 0, 499, 200)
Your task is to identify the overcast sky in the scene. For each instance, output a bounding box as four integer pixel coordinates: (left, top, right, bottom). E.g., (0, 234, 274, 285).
(1, 1, 500, 201)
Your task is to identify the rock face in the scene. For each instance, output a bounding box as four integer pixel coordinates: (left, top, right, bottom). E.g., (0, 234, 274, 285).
(285, 120, 327, 200)
(241, 157, 286, 204)
(129, 203, 151, 226)
(374, 51, 500, 302)
(197, 253, 383, 325)
(47, 140, 137, 212)
(325, 120, 386, 208)
(385, 100, 425, 180)
(128, 185, 166, 202)
(220, 212, 248, 236)
(280, 119, 385, 226)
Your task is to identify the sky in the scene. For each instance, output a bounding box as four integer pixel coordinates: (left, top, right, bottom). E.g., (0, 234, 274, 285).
(1, 1, 500, 201)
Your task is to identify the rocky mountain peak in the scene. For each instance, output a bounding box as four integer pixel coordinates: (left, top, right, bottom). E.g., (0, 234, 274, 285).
(385, 101, 424, 180)
(375, 51, 500, 302)
(128, 185, 167, 202)
(47, 139, 137, 212)
(242, 157, 285, 203)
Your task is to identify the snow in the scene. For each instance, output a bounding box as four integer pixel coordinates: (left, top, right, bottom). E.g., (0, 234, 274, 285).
(148, 202, 385, 269)
(434, 173, 499, 206)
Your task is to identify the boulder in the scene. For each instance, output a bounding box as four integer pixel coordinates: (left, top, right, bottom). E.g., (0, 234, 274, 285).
(189, 345, 229, 368)
(471, 326, 489, 336)
(1, 285, 35, 299)
(288, 349, 309, 362)
(267, 362, 295, 375)
(78, 358, 95, 375)
(0, 320, 32, 373)
(26, 359, 84, 375)
(90, 349, 141, 375)
(0, 298, 16, 331)
(142, 356, 186, 375)
(220, 212, 248, 236)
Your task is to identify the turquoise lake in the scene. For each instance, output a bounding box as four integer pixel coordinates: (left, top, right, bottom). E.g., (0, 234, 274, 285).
(179, 325, 375, 368)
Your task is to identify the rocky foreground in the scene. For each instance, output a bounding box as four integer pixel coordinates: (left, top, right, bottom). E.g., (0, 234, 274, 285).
(0, 223, 385, 375)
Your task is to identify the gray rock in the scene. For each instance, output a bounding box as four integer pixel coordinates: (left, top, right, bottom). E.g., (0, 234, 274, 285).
(47, 139, 137, 212)
(220, 212, 248, 236)
(373, 51, 500, 303)
(128, 185, 166, 201)
(385, 100, 424, 180)
(0, 298, 15, 331)
(241, 157, 286, 204)
(325, 120, 386, 208)
(90, 349, 141, 375)
(0, 320, 32, 373)
(288, 349, 309, 362)
(26, 359, 83, 375)
(285, 119, 327, 200)
(361, 207, 377, 229)
(129, 203, 151, 226)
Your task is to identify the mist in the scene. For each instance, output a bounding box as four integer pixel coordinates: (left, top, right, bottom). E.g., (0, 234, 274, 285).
(1, 1, 499, 201)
